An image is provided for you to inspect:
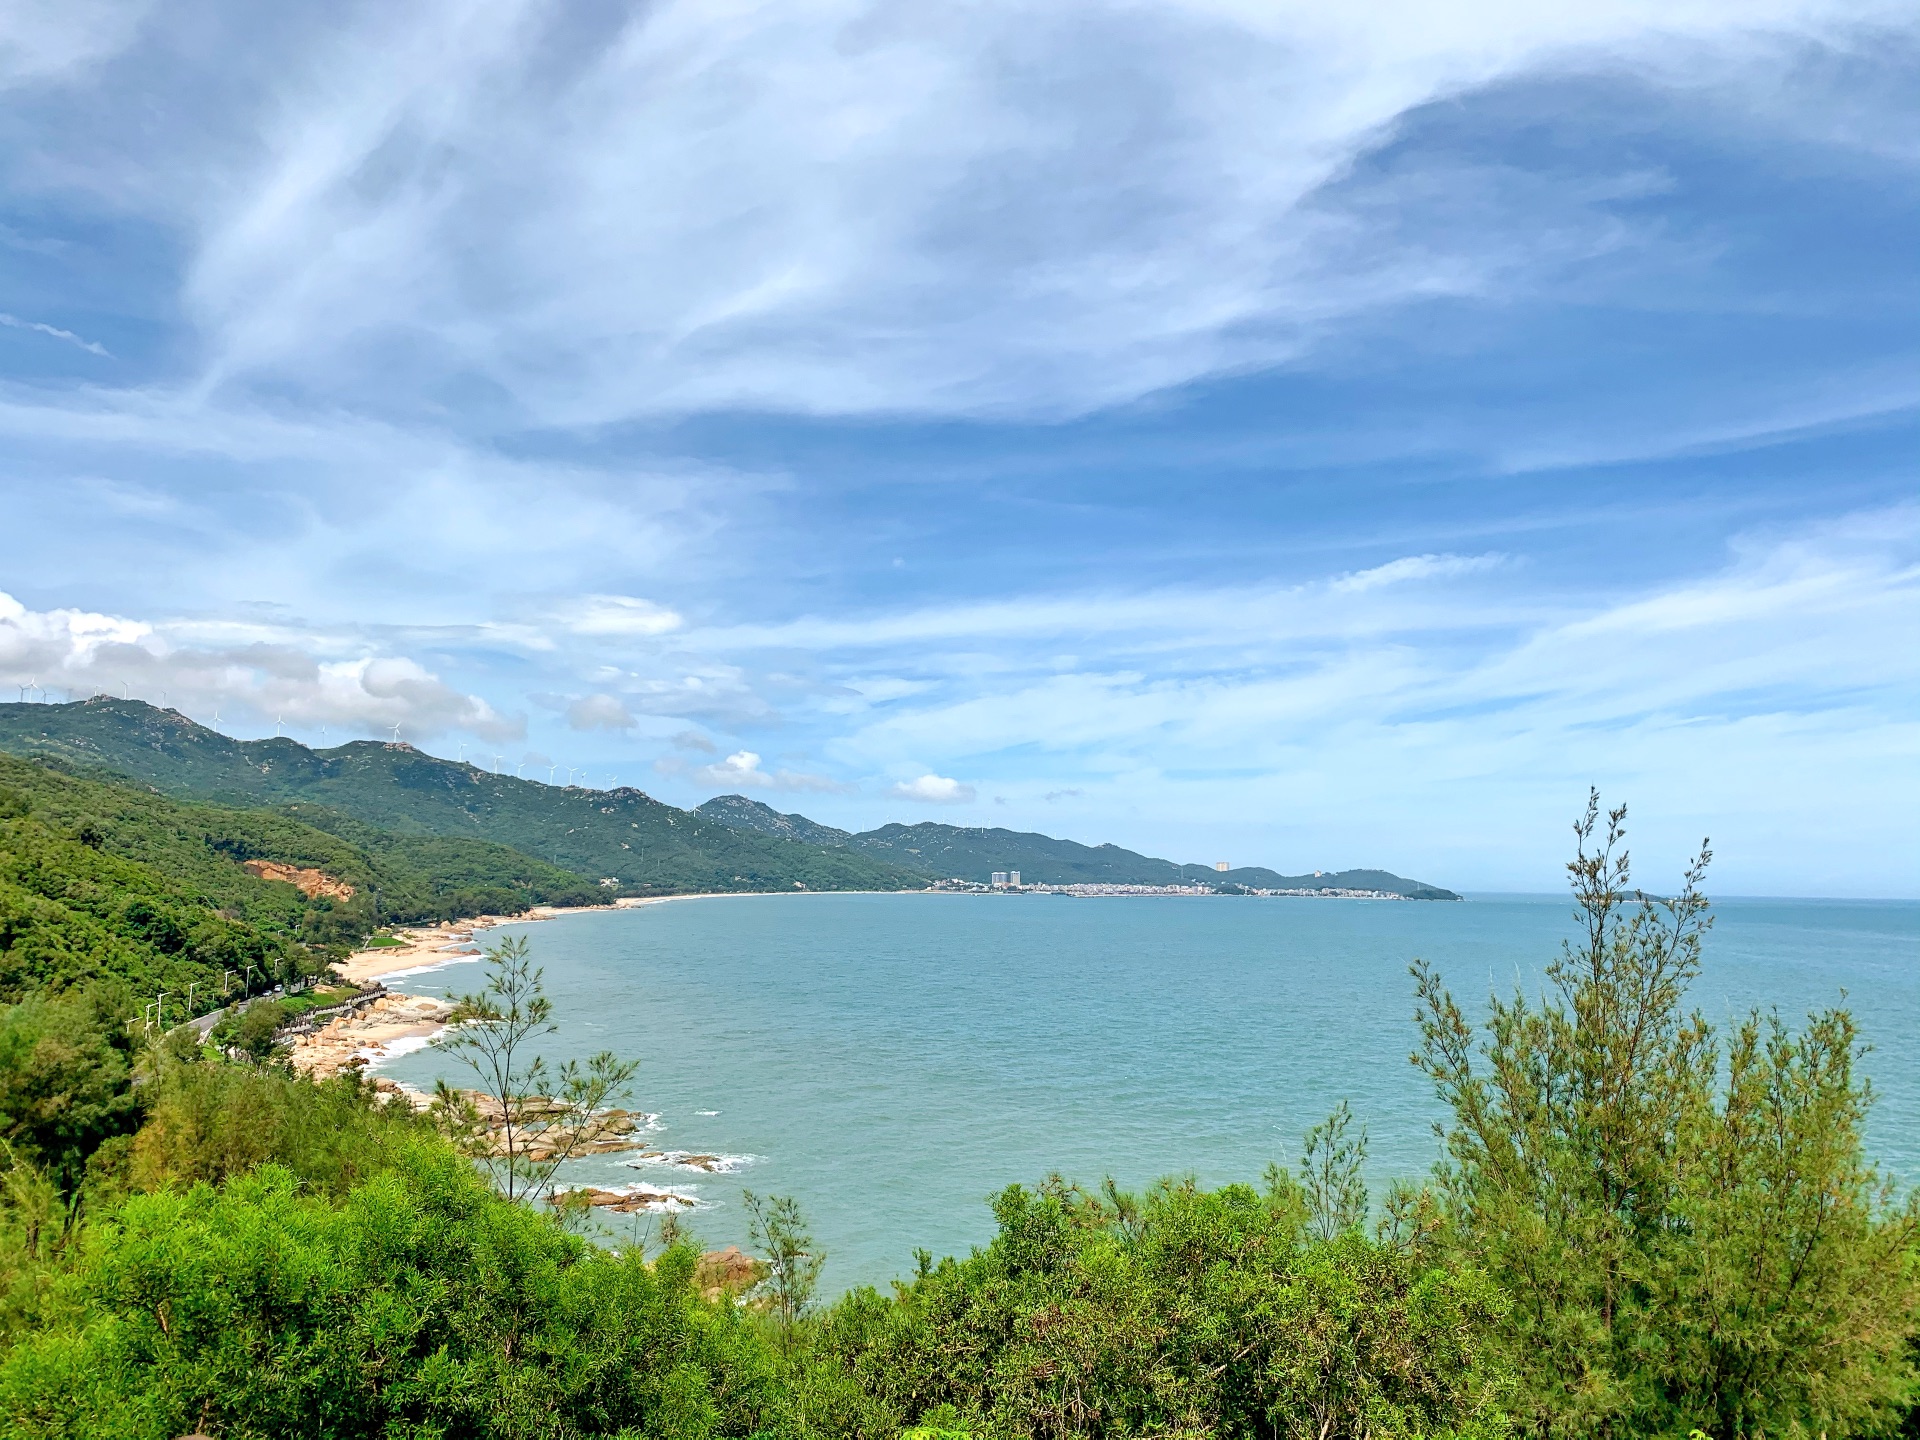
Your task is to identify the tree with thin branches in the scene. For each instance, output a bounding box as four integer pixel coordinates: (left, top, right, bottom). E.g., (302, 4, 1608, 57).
(432, 935, 639, 1203)
(1411, 791, 1919, 1438)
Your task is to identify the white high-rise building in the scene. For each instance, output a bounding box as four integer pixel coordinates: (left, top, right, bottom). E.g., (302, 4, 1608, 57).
(1214, 861, 1230, 872)
(991, 871, 1010, 887)
(1008, 870, 1021, 887)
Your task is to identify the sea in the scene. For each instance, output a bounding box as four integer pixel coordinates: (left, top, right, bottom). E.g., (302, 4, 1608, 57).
(378, 892, 1920, 1293)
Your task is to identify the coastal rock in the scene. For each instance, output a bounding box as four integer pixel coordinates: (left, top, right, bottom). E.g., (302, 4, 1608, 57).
(627, 1149, 744, 1174)
(556, 1185, 697, 1215)
(695, 1246, 767, 1301)
(284, 992, 454, 1080)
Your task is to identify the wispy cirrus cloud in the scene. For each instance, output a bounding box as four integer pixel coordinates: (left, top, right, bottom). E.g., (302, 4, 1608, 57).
(11, 0, 1909, 422)
(0, 312, 109, 356)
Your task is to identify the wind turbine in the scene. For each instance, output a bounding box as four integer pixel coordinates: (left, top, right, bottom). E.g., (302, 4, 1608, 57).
(275, 714, 284, 738)
(547, 763, 557, 784)
(388, 722, 402, 744)
(212, 704, 221, 724)
(516, 761, 525, 778)
(492, 753, 503, 774)
(456, 742, 466, 764)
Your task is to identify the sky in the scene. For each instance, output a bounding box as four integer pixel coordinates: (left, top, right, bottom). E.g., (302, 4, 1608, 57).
(0, 0, 1915, 896)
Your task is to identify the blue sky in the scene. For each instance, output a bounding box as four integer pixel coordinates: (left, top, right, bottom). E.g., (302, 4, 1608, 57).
(0, 0, 1915, 895)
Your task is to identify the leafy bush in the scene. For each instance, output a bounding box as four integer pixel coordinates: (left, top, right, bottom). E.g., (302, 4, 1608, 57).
(0, 1145, 783, 1439)
(815, 1175, 1511, 1439)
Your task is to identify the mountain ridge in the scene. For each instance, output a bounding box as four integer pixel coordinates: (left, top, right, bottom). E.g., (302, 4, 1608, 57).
(693, 794, 1460, 899)
(0, 701, 925, 896)
(0, 702, 1457, 900)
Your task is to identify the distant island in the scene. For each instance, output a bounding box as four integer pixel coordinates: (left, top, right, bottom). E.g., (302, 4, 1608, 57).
(0, 698, 1458, 901)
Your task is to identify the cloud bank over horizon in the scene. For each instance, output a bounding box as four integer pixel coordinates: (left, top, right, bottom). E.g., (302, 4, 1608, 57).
(0, 0, 1914, 894)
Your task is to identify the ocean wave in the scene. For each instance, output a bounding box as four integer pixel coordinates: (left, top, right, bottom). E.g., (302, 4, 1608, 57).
(377, 951, 483, 980)
(554, 1183, 702, 1214)
(626, 1149, 755, 1175)
(355, 1034, 438, 1069)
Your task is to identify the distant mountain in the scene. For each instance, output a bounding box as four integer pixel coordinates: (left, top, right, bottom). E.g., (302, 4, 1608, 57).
(694, 793, 855, 847)
(0, 701, 926, 896)
(693, 795, 1460, 899)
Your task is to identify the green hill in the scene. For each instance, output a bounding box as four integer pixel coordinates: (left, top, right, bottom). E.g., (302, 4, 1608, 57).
(0, 700, 926, 896)
(0, 772, 311, 1007)
(694, 795, 1460, 898)
(0, 754, 605, 942)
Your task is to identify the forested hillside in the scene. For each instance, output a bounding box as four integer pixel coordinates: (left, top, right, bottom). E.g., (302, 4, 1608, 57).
(0, 777, 313, 1009)
(697, 794, 1461, 897)
(0, 701, 926, 896)
(0, 754, 603, 941)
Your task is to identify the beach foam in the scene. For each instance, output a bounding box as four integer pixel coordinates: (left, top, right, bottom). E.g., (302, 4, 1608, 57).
(627, 1149, 755, 1175)
(375, 951, 483, 980)
(356, 1033, 439, 1069)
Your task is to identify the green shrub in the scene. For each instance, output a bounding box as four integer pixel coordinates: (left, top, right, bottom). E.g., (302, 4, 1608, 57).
(0, 1144, 783, 1439)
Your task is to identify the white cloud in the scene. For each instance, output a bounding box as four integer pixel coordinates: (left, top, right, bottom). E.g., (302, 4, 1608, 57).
(688, 749, 850, 794)
(558, 595, 684, 638)
(891, 773, 976, 804)
(693, 553, 1520, 655)
(0, 590, 521, 741)
(780, 507, 1914, 890)
(1329, 553, 1504, 593)
(15, 0, 1900, 422)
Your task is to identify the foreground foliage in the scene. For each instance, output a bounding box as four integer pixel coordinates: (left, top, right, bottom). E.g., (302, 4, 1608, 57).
(816, 1176, 1509, 1439)
(1414, 795, 1920, 1438)
(0, 1146, 781, 1440)
(0, 787, 1912, 1437)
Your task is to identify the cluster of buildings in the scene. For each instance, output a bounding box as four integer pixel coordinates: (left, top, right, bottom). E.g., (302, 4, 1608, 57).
(925, 873, 1407, 899)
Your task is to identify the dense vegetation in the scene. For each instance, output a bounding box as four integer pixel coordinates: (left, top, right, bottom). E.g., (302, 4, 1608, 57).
(697, 795, 1460, 897)
(0, 701, 928, 896)
(0, 780, 308, 1005)
(0, 754, 606, 943)
(0, 790, 1912, 1437)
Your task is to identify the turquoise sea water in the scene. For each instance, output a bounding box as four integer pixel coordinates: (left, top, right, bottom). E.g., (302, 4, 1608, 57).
(381, 893, 1919, 1293)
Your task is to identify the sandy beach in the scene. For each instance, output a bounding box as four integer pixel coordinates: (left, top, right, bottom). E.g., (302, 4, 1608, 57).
(308, 894, 740, 1080)
(332, 896, 702, 986)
